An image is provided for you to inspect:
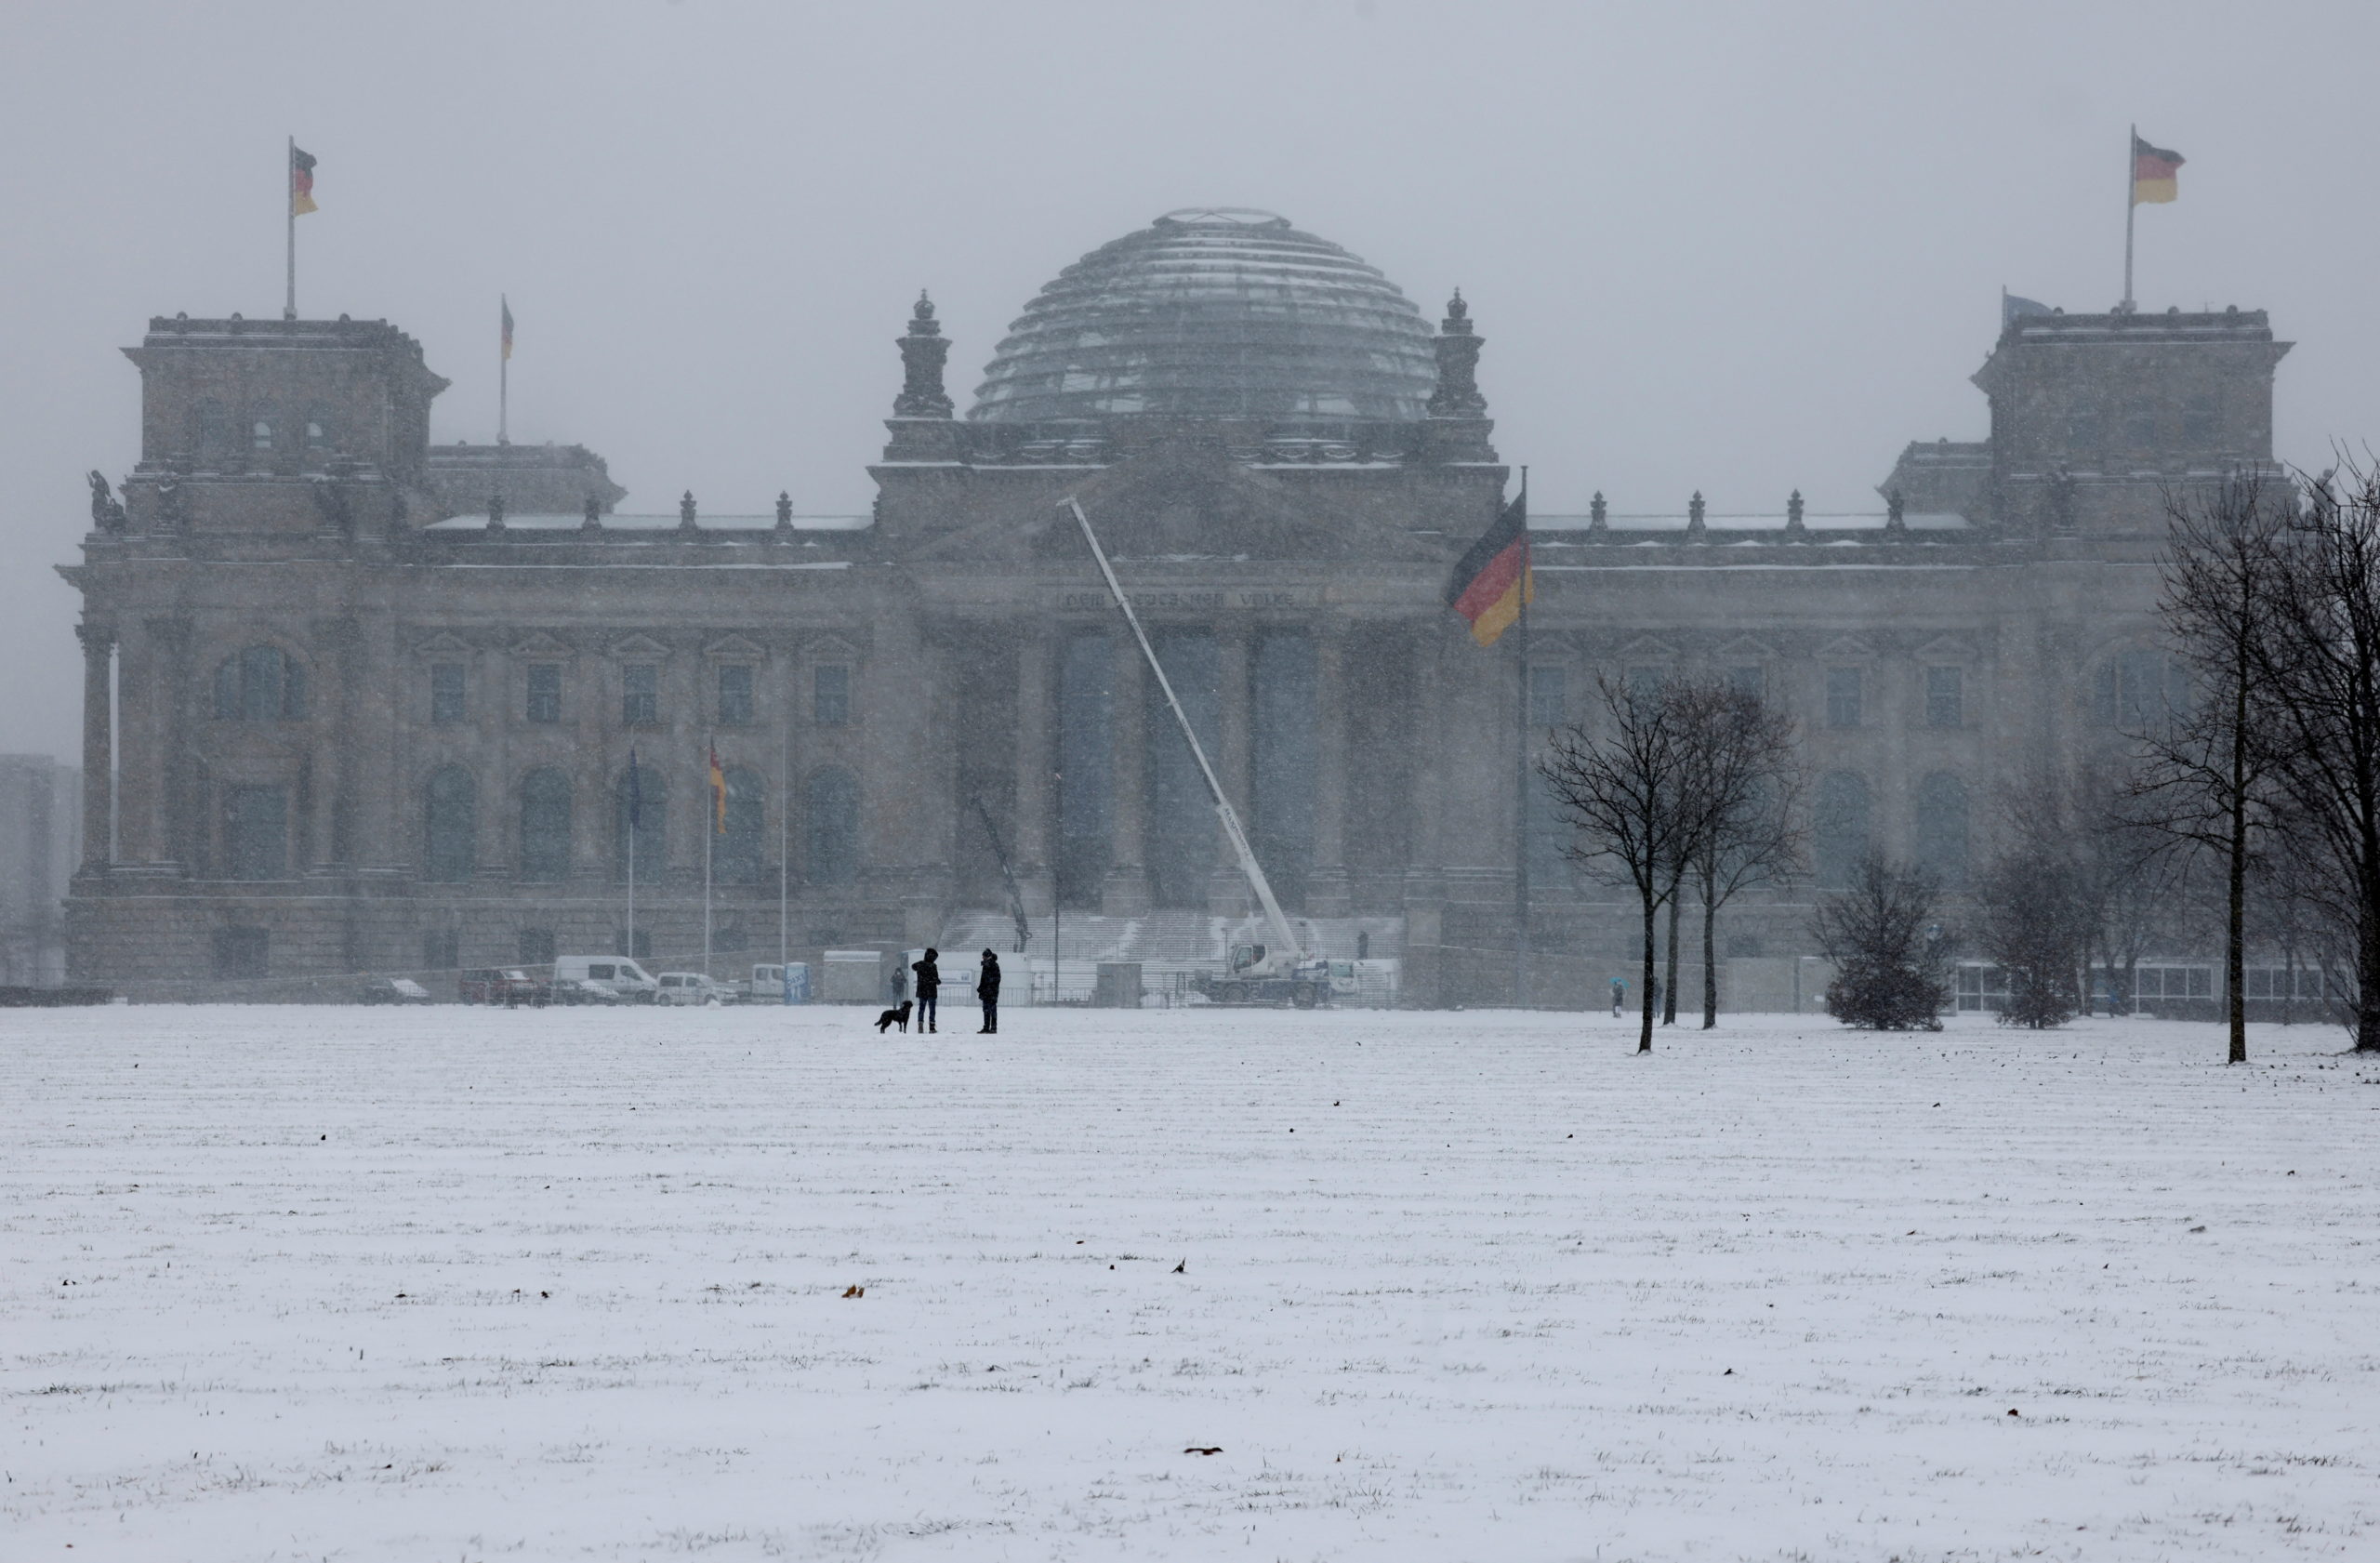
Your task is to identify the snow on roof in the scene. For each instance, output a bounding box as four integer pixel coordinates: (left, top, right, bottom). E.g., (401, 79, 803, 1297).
(425, 513, 870, 534)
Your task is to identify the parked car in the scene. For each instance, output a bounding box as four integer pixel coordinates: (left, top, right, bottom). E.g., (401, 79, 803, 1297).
(654, 972, 729, 1006)
(458, 967, 549, 1007)
(552, 955, 660, 1003)
(550, 977, 623, 1005)
(357, 976, 432, 1005)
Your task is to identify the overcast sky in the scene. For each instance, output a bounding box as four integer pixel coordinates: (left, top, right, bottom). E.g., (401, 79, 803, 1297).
(3, 0, 2374, 760)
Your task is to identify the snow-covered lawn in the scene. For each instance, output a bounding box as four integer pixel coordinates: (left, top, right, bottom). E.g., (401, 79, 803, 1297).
(5, 1005, 2375, 1561)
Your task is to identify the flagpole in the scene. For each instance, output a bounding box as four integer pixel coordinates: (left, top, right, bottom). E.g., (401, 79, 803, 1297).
(778, 716, 789, 974)
(2122, 123, 2136, 312)
(284, 136, 298, 322)
(704, 738, 715, 981)
(626, 748, 638, 965)
(1514, 466, 1531, 1011)
(498, 298, 510, 446)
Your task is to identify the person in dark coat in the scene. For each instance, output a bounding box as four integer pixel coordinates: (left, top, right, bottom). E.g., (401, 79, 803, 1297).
(910, 947, 940, 1033)
(977, 949, 1001, 1034)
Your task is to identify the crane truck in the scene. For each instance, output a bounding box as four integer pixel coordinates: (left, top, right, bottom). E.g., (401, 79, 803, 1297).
(1063, 497, 1336, 1008)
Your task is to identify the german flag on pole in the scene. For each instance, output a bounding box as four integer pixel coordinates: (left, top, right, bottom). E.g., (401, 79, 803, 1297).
(1448, 491, 1530, 647)
(295, 143, 324, 216)
(708, 742, 727, 832)
(2132, 134, 2183, 205)
(501, 296, 515, 361)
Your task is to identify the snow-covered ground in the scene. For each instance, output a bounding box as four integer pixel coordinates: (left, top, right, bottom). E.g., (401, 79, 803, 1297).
(5, 1005, 2375, 1562)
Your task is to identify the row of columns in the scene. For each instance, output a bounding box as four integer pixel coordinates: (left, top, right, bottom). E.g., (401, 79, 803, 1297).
(1000, 619, 1429, 919)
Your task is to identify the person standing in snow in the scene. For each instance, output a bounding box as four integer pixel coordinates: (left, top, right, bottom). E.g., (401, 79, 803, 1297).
(1610, 977, 1625, 1018)
(976, 949, 1000, 1034)
(910, 947, 941, 1033)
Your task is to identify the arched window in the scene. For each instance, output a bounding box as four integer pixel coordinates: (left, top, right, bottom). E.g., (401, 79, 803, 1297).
(424, 765, 477, 883)
(303, 413, 332, 451)
(2094, 650, 2189, 732)
(520, 768, 573, 881)
(1813, 771, 1871, 891)
(250, 408, 278, 452)
(615, 764, 667, 881)
(1914, 772, 1970, 887)
(718, 766, 765, 884)
(212, 645, 307, 722)
(805, 767, 859, 885)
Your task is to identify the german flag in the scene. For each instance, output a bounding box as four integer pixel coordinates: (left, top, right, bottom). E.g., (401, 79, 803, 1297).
(708, 742, 727, 832)
(501, 296, 514, 362)
(1448, 491, 1530, 647)
(2133, 134, 2183, 205)
(289, 144, 318, 217)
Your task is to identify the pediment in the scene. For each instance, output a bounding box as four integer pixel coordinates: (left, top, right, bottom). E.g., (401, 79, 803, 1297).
(1714, 635, 1777, 663)
(1818, 636, 1875, 662)
(411, 630, 475, 660)
(513, 630, 575, 659)
(1914, 634, 1973, 663)
(1620, 635, 1679, 663)
(802, 633, 861, 663)
(705, 634, 765, 661)
(609, 632, 671, 659)
(913, 444, 1456, 566)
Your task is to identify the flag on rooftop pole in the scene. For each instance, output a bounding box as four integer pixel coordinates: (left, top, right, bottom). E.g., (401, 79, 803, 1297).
(288, 144, 318, 216)
(2132, 134, 2184, 205)
(1447, 490, 1530, 647)
(284, 139, 316, 321)
(501, 297, 515, 360)
(499, 296, 514, 444)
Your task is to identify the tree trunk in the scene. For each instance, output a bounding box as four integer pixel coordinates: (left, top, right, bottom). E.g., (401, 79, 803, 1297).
(1638, 891, 1657, 1053)
(2227, 645, 2249, 1065)
(1662, 877, 1681, 1025)
(1700, 874, 1719, 1028)
(2359, 817, 2380, 1052)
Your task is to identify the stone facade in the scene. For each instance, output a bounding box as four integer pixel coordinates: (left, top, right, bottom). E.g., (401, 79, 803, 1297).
(58, 214, 2293, 1003)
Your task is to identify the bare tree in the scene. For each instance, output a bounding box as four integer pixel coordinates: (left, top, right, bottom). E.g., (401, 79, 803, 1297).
(1809, 854, 1952, 1030)
(2142, 470, 2293, 1062)
(1540, 675, 1699, 1053)
(1668, 680, 1804, 1028)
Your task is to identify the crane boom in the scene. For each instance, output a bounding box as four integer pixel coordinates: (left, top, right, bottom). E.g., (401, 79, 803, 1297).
(1063, 497, 1306, 962)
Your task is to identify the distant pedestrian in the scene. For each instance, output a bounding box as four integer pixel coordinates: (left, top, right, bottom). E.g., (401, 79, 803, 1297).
(977, 949, 1001, 1034)
(889, 964, 907, 1004)
(1610, 977, 1625, 1018)
(911, 947, 941, 1033)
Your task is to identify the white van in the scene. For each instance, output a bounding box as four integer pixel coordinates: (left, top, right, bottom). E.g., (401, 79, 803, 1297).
(654, 972, 729, 1007)
(553, 955, 659, 1003)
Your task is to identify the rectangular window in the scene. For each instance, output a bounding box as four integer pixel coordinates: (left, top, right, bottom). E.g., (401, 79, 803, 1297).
(223, 784, 288, 881)
(718, 665, 754, 726)
(1527, 666, 1567, 728)
(213, 927, 270, 980)
(813, 664, 850, 727)
(622, 663, 659, 726)
(1826, 667, 1863, 729)
(430, 663, 466, 724)
(1727, 664, 1765, 700)
(1924, 665, 1963, 728)
(421, 928, 459, 973)
(526, 663, 562, 724)
(1624, 666, 1666, 706)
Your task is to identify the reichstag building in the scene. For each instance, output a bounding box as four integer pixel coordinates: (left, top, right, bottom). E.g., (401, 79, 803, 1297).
(60, 207, 2290, 1003)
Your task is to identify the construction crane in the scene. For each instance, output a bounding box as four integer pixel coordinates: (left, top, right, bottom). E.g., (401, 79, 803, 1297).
(1062, 497, 1332, 1006)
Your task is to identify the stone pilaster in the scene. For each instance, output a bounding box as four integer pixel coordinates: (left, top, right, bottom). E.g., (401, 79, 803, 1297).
(1102, 635, 1151, 916)
(1208, 624, 1254, 916)
(1306, 623, 1351, 915)
(1013, 629, 1055, 916)
(76, 622, 113, 870)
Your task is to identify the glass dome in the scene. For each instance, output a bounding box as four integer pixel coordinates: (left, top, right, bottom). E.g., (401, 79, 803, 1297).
(970, 209, 1438, 424)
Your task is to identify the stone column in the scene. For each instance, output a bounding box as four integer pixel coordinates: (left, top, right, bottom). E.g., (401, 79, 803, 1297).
(76, 623, 113, 870)
(1307, 622, 1351, 915)
(1402, 628, 1448, 1006)
(352, 611, 403, 872)
(1102, 634, 1152, 915)
(1013, 629, 1055, 916)
(112, 619, 164, 867)
(1208, 623, 1254, 916)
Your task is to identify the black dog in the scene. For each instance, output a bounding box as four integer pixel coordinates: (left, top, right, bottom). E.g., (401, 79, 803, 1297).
(875, 1000, 914, 1034)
